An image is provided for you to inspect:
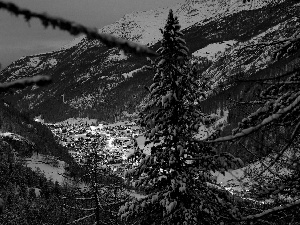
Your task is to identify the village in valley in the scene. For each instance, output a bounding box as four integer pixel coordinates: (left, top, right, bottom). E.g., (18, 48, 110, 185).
(30, 117, 152, 186)
(1, 0, 300, 223)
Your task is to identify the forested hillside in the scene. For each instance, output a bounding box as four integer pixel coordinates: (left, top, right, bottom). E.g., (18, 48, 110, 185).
(0, 0, 299, 224)
(1, 0, 298, 123)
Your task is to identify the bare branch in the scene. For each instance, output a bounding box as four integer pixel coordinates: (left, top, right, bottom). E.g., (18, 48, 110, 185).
(203, 94, 300, 143)
(260, 81, 300, 85)
(240, 199, 300, 221)
(66, 213, 95, 224)
(102, 198, 129, 207)
(64, 205, 96, 211)
(228, 98, 264, 105)
(235, 67, 299, 83)
(0, 75, 52, 92)
(73, 197, 94, 200)
(239, 32, 300, 50)
(239, 142, 284, 180)
(253, 120, 300, 179)
(0, 0, 158, 57)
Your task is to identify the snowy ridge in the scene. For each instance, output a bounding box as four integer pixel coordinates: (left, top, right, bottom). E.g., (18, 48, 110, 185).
(63, 0, 280, 49)
(0, 132, 35, 146)
(203, 16, 300, 90)
(60, 35, 85, 50)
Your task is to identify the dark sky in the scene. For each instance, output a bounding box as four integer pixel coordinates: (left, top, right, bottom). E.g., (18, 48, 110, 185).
(0, 0, 181, 69)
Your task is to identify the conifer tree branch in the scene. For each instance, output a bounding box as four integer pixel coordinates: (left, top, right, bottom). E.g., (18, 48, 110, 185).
(0, 0, 158, 57)
(0, 75, 52, 92)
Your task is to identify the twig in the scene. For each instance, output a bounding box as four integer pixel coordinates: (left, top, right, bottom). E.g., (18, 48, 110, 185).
(64, 205, 96, 211)
(235, 67, 299, 83)
(253, 120, 300, 179)
(239, 142, 284, 180)
(66, 213, 95, 224)
(202, 94, 300, 143)
(0, 0, 158, 57)
(239, 33, 300, 50)
(0, 75, 52, 92)
(240, 199, 300, 221)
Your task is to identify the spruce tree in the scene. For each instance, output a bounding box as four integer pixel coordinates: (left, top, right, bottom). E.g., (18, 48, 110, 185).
(120, 10, 241, 225)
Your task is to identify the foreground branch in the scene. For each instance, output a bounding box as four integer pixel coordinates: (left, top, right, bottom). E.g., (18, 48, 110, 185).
(0, 75, 52, 92)
(240, 199, 300, 221)
(204, 94, 300, 143)
(66, 213, 95, 224)
(0, 0, 157, 57)
(239, 142, 284, 180)
(254, 120, 300, 179)
(240, 32, 300, 49)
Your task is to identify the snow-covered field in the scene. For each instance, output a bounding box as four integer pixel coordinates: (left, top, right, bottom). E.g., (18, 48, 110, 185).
(27, 114, 297, 202)
(192, 40, 237, 61)
(25, 153, 66, 184)
(25, 153, 89, 190)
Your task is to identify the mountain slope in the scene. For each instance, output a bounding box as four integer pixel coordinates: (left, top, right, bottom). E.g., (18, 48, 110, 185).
(0, 0, 298, 123)
(0, 100, 82, 175)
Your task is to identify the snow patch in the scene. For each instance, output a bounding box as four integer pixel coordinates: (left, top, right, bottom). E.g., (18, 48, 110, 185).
(106, 50, 128, 62)
(192, 40, 237, 60)
(48, 58, 57, 67)
(0, 132, 34, 145)
(122, 67, 143, 79)
(34, 115, 45, 123)
(28, 57, 41, 67)
(194, 109, 229, 140)
(76, 72, 91, 83)
(295, 2, 300, 7)
(25, 153, 66, 184)
(96, 0, 275, 47)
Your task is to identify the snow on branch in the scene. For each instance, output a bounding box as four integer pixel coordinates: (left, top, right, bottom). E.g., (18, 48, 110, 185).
(0, 1, 157, 57)
(205, 94, 300, 143)
(240, 32, 300, 49)
(260, 81, 300, 85)
(66, 213, 95, 224)
(236, 68, 299, 83)
(253, 120, 300, 179)
(228, 97, 264, 105)
(239, 142, 284, 180)
(73, 197, 95, 200)
(102, 198, 129, 207)
(64, 205, 96, 211)
(240, 30, 300, 60)
(0, 75, 52, 92)
(240, 199, 300, 221)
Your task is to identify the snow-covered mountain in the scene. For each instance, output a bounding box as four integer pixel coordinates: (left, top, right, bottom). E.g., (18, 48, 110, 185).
(0, 0, 299, 123)
(65, 0, 278, 48)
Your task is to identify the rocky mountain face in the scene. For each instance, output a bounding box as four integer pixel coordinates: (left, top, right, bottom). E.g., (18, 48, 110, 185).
(0, 0, 299, 123)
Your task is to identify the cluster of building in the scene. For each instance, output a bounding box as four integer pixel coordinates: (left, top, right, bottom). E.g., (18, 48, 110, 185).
(46, 121, 143, 176)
